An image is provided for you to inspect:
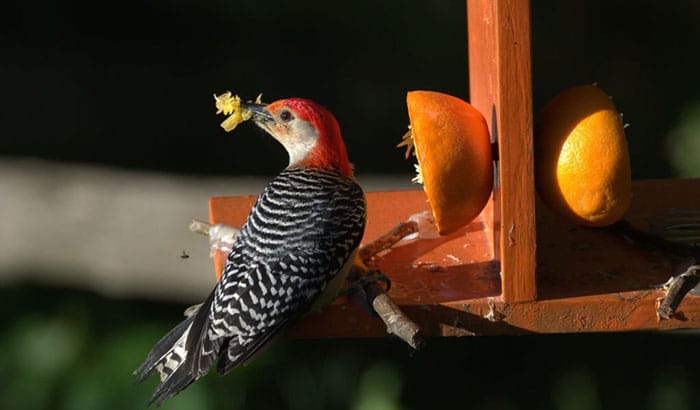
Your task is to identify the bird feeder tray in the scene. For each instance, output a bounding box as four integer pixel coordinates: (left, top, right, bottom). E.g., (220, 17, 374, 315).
(209, 0, 700, 336)
(210, 179, 700, 337)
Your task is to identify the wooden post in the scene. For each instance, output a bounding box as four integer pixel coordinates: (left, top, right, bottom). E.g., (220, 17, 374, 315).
(467, 0, 537, 302)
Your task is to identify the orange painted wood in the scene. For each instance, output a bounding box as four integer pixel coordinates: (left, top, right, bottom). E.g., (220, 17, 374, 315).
(209, 195, 257, 280)
(537, 179, 700, 301)
(468, 0, 537, 303)
(208, 179, 700, 336)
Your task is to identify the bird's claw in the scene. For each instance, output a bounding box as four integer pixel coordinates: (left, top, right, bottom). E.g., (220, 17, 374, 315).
(367, 270, 392, 292)
(339, 270, 392, 315)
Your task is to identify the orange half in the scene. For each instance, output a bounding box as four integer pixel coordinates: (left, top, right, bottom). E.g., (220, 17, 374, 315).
(404, 90, 493, 235)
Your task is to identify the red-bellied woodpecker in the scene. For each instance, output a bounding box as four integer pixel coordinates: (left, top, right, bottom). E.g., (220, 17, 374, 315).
(135, 98, 367, 405)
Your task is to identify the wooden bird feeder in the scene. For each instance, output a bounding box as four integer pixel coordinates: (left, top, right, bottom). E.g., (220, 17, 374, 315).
(208, 0, 700, 337)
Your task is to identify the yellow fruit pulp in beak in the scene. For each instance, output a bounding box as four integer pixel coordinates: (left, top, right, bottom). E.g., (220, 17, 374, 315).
(214, 92, 255, 132)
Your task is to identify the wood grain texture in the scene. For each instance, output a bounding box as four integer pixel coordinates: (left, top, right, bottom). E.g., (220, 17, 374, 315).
(468, 0, 537, 303)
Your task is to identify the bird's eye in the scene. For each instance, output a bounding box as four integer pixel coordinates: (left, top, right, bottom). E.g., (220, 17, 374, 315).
(279, 110, 293, 122)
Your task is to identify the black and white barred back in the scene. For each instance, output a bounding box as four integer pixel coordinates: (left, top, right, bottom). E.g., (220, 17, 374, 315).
(135, 167, 366, 405)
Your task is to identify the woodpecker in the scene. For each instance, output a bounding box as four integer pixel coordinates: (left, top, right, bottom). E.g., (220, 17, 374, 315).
(135, 98, 366, 405)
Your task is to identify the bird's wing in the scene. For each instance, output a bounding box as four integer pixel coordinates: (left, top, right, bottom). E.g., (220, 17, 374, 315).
(185, 246, 338, 378)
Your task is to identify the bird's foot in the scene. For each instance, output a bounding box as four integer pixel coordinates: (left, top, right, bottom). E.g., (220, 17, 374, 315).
(340, 270, 391, 315)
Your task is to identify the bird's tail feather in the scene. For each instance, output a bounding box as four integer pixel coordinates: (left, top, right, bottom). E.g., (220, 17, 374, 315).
(134, 313, 197, 405)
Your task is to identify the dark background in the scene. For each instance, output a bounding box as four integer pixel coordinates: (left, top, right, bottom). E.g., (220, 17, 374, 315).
(2, 1, 700, 409)
(3, 1, 700, 177)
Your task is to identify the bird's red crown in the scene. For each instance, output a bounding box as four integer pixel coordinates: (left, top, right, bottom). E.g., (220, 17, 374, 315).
(268, 98, 353, 176)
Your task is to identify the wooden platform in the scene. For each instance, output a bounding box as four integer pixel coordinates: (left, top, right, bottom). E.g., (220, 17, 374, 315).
(209, 178, 700, 336)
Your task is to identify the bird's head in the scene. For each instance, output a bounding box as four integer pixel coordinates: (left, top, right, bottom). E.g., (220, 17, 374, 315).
(243, 98, 353, 176)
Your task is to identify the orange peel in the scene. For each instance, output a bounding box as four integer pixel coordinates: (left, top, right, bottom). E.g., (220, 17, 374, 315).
(535, 84, 632, 227)
(402, 90, 493, 235)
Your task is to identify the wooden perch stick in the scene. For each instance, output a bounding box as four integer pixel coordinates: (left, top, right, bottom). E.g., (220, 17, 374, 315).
(349, 264, 425, 349)
(358, 221, 418, 262)
(190, 219, 425, 348)
(658, 265, 700, 320)
(190, 219, 240, 255)
(189, 219, 213, 236)
(353, 220, 427, 348)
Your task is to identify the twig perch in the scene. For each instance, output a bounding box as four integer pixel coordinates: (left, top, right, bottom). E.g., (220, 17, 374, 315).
(354, 220, 426, 348)
(190, 219, 240, 255)
(188, 219, 213, 236)
(358, 221, 418, 262)
(349, 264, 425, 349)
(658, 265, 700, 320)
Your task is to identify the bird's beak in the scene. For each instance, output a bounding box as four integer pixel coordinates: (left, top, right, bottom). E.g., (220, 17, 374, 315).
(242, 102, 274, 124)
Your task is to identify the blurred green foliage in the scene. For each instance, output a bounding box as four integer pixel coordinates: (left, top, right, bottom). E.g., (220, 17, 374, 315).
(667, 102, 700, 178)
(2, 285, 700, 409)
